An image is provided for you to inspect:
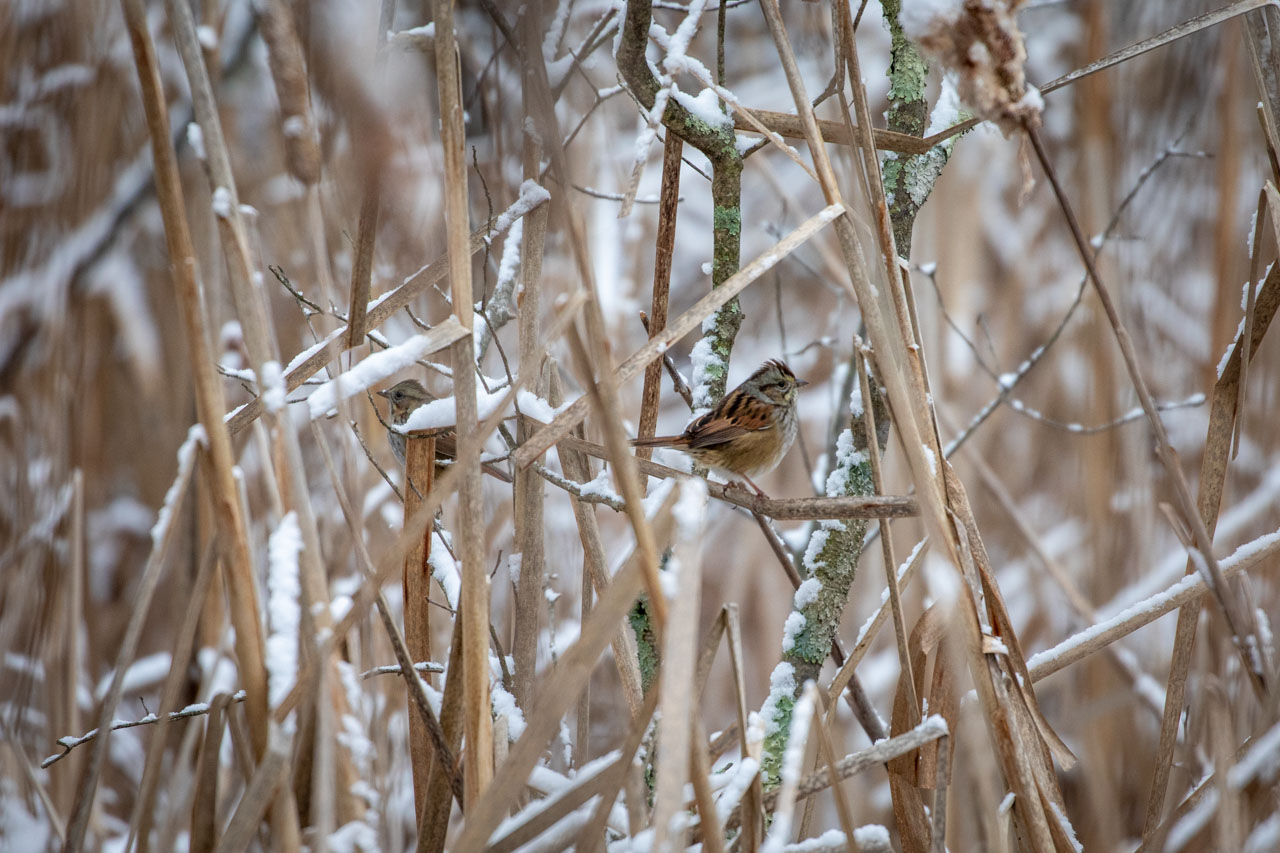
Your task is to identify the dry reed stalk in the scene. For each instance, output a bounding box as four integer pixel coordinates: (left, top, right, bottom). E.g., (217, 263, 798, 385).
(190, 694, 232, 853)
(650, 479, 707, 850)
(958, 439, 1164, 719)
(735, 108, 936, 156)
(211, 732, 293, 853)
(574, 676, 662, 853)
(559, 189, 670, 630)
(512, 203, 845, 467)
(1142, 229, 1280, 839)
(431, 0, 492, 803)
(64, 434, 195, 847)
(126, 541, 220, 850)
(258, 0, 320, 187)
(402, 433, 437, 825)
(512, 56, 550, 709)
(115, 0, 271, 775)
(56, 472, 84, 823)
(488, 756, 627, 853)
(811, 694, 858, 847)
(826, 541, 927, 709)
(554, 377, 646, 717)
(452, 488, 682, 851)
(342, 1, 395, 351)
(725, 605, 764, 850)
(856, 346, 918, 729)
(717, 715, 950, 835)
(1027, 526, 1280, 684)
(419, 616, 465, 853)
(567, 317, 670, 632)
(636, 133, 682, 460)
(688, 714, 727, 853)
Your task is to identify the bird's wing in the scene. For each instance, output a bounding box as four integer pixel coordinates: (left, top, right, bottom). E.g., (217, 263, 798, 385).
(684, 397, 775, 449)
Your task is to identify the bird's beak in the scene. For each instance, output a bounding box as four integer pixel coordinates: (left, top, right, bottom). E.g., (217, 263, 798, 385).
(376, 389, 391, 399)
(795, 379, 810, 388)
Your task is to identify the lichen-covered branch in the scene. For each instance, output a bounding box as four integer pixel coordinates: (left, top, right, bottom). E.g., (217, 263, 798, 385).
(761, 376, 891, 788)
(879, 0, 964, 256)
(618, 0, 743, 406)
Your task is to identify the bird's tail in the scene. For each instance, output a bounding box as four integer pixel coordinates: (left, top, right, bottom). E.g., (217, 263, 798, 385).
(629, 435, 685, 448)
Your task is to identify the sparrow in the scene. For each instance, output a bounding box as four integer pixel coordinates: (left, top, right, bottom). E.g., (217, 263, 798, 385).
(630, 359, 806, 494)
(378, 379, 512, 483)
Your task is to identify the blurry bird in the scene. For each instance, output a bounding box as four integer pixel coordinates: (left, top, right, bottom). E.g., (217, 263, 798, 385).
(378, 379, 512, 483)
(630, 359, 807, 495)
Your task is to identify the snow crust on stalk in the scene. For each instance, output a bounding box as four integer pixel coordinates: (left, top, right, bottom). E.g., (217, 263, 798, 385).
(151, 424, 205, 548)
(491, 750, 622, 844)
(794, 577, 822, 609)
(780, 829, 850, 851)
(93, 652, 172, 702)
(429, 530, 460, 610)
(259, 360, 285, 413)
(781, 611, 807, 652)
(925, 75, 964, 136)
(397, 384, 512, 432)
(490, 682, 526, 741)
(674, 476, 709, 539)
(1027, 526, 1280, 675)
(758, 662, 796, 736)
(307, 335, 445, 420)
(516, 389, 575, 423)
(266, 511, 302, 709)
(761, 685, 816, 852)
(898, 0, 964, 41)
(714, 755, 760, 821)
(689, 334, 722, 415)
(853, 825, 892, 850)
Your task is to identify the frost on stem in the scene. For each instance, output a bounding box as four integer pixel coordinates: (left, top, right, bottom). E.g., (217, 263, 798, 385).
(759, 373, 890, 789)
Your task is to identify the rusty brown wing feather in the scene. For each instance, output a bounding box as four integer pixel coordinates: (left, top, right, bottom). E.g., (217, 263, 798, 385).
(684, 390, 776, 449)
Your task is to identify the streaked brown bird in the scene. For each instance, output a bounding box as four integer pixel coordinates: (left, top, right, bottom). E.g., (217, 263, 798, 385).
(378, 379, 512, 483)
(630, 359, 807, 494)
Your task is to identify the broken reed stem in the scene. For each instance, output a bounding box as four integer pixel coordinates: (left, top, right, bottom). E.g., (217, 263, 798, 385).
(636, 133, 683, 459)
(402, 434, 437, 826)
